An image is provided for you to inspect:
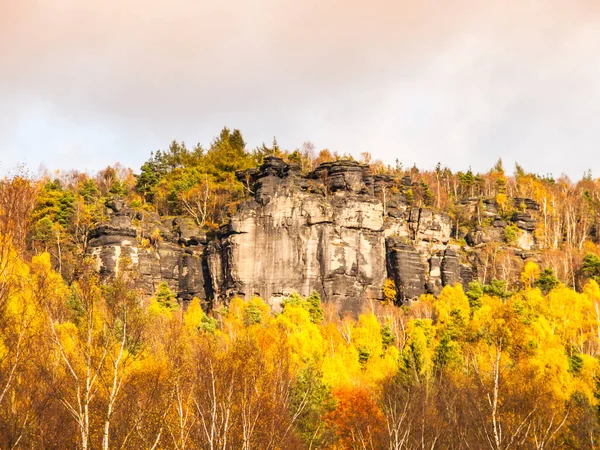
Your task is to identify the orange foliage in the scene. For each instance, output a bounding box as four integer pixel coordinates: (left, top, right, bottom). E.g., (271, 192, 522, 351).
(325, 386, 384, 449)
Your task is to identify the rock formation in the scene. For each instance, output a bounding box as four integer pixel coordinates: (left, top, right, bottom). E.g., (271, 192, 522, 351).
(207, 158, 387, 315)
(87, 157, 540, 315)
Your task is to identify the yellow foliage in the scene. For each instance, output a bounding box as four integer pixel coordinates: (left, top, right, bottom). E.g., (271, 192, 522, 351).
(520, 261, 540, 288)
(434, 284, 470, 324)
(495, 192, 508, 211)
(572, 354, 599, 402)
(403, 319, 435, 379)
(276, 304, 323, 368)
(583, 279, 600, 303)
(55, 322, 79, 355)
(350, 313, 398, 385)
(382, 278, 397, 303)
(0, 341, 7, 361)
(147, 297, 174, 319)
(3, 233, 600, 447)
(322, 342, 361, 388)
(545, 286, 588, 343)
(352, 314, 383, 362)
(183, 297, 205, 330)
(525, 342, 571, 400)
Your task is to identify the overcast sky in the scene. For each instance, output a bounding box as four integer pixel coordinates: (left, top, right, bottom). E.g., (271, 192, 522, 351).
(2, 0, 600, 179)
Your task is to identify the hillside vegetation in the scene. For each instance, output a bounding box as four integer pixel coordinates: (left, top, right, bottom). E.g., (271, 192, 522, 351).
(3, 128, 600, 448)
(1, 239, 600, 448)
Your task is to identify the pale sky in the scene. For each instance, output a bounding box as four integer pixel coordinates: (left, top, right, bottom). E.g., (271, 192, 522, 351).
(1, 0, 600, 179)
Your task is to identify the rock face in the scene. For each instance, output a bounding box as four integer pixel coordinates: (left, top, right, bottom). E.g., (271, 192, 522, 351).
(386, 239, 426, 301)
(88, 199, 209, 303)
(88, 198, 139, 278)
(207, 158, 387, 315)
(87, 157, 539, 314)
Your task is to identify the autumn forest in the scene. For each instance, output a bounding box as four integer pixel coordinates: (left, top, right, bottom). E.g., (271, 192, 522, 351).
(3, 128, 600, 449)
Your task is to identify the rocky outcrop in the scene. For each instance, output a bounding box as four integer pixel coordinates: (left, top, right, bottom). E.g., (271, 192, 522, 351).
(88, 199, 209, 303)
(513, 212, 537, 232)
(207, 157, 387, 315)
(87, 157, 540, 314)
(514, 197, 540, 211)
(440, 247, 474, 288)
(88, 198, 139, 278)
(386, 239, 426, 301)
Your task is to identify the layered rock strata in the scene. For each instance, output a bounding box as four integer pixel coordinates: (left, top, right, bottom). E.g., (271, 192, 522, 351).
(87, 157, 539, 314)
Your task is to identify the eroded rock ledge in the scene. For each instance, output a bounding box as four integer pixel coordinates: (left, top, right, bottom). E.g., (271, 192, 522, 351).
(88, 157, 538, 315)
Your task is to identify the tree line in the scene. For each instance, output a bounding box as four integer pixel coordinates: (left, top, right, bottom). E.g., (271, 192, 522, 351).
(2, 233, 600, 448)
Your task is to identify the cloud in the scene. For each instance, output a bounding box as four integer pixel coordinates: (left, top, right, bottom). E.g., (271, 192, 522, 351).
(1, 0, 600, 178)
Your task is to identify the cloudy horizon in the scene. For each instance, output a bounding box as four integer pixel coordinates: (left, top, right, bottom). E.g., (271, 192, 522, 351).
(2, 0, 600, 179)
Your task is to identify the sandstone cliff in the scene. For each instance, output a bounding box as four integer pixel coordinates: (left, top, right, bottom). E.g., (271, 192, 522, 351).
(88, 157, 539, 315)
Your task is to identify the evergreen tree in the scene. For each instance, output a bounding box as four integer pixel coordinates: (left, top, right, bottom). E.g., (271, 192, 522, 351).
(582, 253, 600, 284)
(536, 268, 560, 294)
(136, 161, 159, 201)
(154, 282, 178, 310)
